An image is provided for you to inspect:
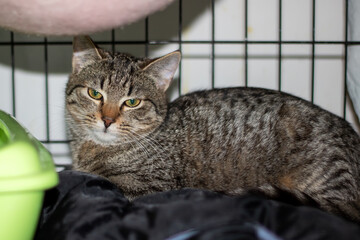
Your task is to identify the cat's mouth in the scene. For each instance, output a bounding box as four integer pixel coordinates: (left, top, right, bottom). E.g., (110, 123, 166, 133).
(90, 128, 120, 144)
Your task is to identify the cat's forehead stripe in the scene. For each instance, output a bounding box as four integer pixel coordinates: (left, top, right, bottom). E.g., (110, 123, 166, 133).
(100, 77, 105, 90)
(121, 76, 129, 88)
(127, 85, 133, 97)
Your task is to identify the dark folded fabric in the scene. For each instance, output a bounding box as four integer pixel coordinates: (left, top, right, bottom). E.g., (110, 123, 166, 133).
(35, 170, 360, 240)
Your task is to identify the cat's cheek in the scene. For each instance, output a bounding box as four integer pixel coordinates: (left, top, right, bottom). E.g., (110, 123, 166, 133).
(66, 107, 84, 124)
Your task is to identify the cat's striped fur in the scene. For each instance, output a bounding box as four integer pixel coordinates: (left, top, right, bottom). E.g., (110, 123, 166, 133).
(66, 36, 360, 223)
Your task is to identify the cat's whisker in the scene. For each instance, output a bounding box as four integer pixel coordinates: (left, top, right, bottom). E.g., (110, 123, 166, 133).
(122, 130, 156, 171)
(113, 129, 155, 165)
(126, 130, 168, 170)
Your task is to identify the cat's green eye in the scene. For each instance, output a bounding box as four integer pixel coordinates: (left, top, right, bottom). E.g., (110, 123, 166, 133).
(88, 88, 103, 100)
(124, 99, 141, 108)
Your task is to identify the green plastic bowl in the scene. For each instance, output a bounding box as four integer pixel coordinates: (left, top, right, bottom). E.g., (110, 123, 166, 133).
(0, 110, 59, 240)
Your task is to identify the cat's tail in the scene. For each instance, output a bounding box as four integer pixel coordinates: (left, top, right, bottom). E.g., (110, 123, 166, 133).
(229, 185, 360, 224)
(229, 185, 320, 209)
(328, 198, 360, 224)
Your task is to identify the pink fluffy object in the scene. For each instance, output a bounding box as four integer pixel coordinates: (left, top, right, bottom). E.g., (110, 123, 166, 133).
(0, 0, 175, 36)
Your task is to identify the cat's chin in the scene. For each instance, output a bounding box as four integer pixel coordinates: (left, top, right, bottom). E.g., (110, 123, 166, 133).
(90, 130, 121, 145)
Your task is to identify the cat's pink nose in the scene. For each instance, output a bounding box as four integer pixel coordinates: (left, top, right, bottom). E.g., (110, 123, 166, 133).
(102, 116, 115, 129)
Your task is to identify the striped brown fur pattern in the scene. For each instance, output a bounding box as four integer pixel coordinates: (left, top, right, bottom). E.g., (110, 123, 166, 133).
(66, 36, 360, 223)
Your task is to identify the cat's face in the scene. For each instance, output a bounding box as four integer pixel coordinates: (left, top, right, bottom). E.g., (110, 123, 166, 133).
(66, 36, 180, 145)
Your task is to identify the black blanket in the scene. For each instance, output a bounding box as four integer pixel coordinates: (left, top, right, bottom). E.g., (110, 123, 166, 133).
(35, 171, 360, 240)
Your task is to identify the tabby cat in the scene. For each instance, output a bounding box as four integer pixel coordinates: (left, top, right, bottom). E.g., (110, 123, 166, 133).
(66, 36, 360, 223)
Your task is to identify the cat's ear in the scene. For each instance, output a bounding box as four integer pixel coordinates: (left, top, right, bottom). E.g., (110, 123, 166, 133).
(72, 36, 104, 74)
(142, 51, 181, 92)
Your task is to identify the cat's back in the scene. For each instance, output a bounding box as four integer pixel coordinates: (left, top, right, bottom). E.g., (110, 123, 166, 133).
(163, 87, 360, 189)
(167, 87, 355, 133)
(165, 87, 325, 155)
(168, 87, 312, 114)
(167, 87, 314, 127)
